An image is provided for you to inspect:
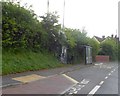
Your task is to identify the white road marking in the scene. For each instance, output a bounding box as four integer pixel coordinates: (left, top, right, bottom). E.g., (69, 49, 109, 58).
(69, 92, 73, 94)
(64, 79, 89, 94)
(80, 79, 89, 85)
(78, 84, 85, 88)
(62, 74, 79, 83)
(95, 64, 99, 65)
(111, 71, 114, 73)
(95, 63, 102, 65)
(77, 88, 81, 91)
(107, 67, 111, 69)
(73, 91, 78, 94)
(99, 81, 104, 85)
(88, 85, 101, 95)
(71, 87, 77, 91)
(105, 76, 108, 79)
(61, 83, 77, 94)
(100, 63, 103, 64)
(109, 73, 111, 75)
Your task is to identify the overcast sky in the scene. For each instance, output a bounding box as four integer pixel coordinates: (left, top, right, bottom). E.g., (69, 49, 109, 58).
(19, 0, 119, 38)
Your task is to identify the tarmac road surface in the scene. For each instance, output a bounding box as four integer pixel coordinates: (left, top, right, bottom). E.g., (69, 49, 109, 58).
(2, 62, 119, 95)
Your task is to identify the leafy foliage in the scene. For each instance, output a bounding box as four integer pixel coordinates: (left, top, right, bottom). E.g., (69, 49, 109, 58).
(64, 28, 96, 63)
(2, 2, 61, 53)
(2, 2, 43, 50)
(4, 1, 119, 69)
(98, 38, 118, 60)
(118, 42, 120, 61)
(86, 37, 100, 61)
(40, 12, 61, 53)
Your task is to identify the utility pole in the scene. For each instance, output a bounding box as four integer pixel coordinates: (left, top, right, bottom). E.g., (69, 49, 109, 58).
(61, 0, 67, 64)
(62, 0, 65, 29)
(47, 0, 49, 13)
(116, 29, 118, 37)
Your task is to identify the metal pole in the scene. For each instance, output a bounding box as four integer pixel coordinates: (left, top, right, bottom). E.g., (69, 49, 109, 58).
(47, 0, 49, 13)
(62, 0, 65, 29)
(116, 29, 117, 37)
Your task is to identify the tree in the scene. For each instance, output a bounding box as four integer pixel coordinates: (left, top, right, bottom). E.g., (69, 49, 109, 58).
(98, 38, 118, 61)
(2, 2, 43, 51)
(64, 28, 76, 48)
(64, 28, 89, 63)
(40, 12, 62, 53)
(118, 42, 120, 61)
(86, 37, 100, 61)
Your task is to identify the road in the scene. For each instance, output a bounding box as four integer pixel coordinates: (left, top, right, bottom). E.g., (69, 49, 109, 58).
(63, 62, 118, 95)
(2, 62, 119, 95)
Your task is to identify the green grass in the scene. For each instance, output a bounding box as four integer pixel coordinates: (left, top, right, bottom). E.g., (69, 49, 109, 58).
(0, 52, 2, 75)
(0, 47, 2, 75)
(2, 50, 64, 75)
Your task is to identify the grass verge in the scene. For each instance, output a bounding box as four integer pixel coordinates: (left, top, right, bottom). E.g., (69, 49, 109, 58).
(2, 50, 64, 75)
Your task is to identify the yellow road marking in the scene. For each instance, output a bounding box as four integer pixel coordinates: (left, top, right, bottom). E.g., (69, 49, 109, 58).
(62, 74, 79, 84)
(12, 74, 45, 83)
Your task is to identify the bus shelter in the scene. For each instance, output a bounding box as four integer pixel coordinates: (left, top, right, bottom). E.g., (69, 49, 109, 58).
(84, 45, 92, 64)
(66, 45, 92, 64)
(61, 45, 92, 64)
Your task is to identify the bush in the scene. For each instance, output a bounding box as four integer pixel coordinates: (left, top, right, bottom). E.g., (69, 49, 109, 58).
(98, 38, 118, 61)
